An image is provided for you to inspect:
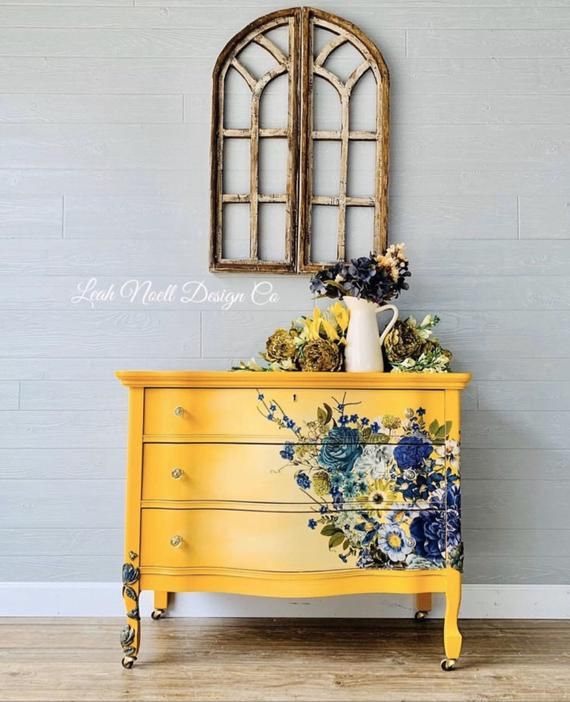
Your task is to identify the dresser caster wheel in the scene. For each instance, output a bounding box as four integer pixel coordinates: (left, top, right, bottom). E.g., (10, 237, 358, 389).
(151, 609, 165, 620)
(414, 610, 428, 621)
(122, 656, 136, 669)
(441, 658, 457, 671)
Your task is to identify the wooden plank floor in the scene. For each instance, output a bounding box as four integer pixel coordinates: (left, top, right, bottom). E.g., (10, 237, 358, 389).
(0, 618, 569, 701)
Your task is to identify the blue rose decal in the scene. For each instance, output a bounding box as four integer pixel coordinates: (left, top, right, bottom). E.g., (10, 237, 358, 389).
(410, 510, 446, 565)
(446, 480, 461, 512)
(446, 507, 462, 550)
(318, 426, 363, 473)
(393, 436, 433, 470)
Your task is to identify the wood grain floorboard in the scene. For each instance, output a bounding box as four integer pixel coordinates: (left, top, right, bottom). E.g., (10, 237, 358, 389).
(0, 618, 568, 702)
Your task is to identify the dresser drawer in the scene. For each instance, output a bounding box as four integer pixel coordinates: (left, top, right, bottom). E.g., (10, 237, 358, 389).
(140, 507, 454, 572)
(143, 443, 309, 503)
(143, 387, 446, 441)
(141, 441, 452, 509)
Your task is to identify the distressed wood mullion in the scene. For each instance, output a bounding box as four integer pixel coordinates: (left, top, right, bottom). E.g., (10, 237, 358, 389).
(297, 6, 313, 271)
(312, 130, 377, 141)
(313, 195, 374, 206)
(222, 194, 251, 203)
(223, 129, 251, 138)
(375, 66, 390, 251)
(259, 194, 288, 203)
(314, 33, 348, 67)
(349, 131, 377, 140)
(337, 90, 350, 262)
(313, 64, 344, 95)
(284, 13, 299, 269)
(249, 90, 260, 261)
(214, 65, 228, 264)
(375, 61, 388, 254)
(254, 33, 287, 65)
(346, 61, 371, 93)
(259, 128, 288, 137)
(231, 58, 257, 91)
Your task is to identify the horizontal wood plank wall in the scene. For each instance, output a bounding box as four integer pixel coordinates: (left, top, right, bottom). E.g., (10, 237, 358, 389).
(0, 0, 569, 594)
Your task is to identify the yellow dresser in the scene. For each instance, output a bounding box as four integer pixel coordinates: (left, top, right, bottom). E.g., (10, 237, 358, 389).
(116, 371, 471, 670)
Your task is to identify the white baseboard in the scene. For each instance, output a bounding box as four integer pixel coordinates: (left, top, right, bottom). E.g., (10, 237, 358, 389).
(0, 583, 569, 618)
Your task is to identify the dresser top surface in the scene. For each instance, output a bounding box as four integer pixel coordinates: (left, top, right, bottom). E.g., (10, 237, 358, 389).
(116, 370, 471, 390)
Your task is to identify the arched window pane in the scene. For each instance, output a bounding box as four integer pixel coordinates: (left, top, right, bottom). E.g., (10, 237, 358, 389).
(211, 8, 388, 273)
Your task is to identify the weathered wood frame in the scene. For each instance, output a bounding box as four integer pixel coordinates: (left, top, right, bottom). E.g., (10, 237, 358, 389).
(210, 6, 389, 273)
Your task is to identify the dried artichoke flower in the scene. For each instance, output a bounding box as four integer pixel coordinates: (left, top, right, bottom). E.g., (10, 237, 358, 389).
(423, 340, 453, 364)
(383, 320, 424, 364)
(299, 338, 341, 372)
(265, 328, 297, 362)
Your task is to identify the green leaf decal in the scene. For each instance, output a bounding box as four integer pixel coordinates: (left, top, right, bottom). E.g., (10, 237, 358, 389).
(317, 403, 333, 425)
(436, 425, 447, 439)
(320, 524, 338, 536)
(429, 419, 439, 436)
(329, 532, 345, 549)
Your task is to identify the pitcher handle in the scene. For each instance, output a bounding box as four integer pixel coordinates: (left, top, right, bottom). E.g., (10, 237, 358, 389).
(377, 304, 399, 346)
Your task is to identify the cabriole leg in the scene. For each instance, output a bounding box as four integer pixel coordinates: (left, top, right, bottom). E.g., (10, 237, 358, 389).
(152, 591, 169, 620)
(442, 570, 462, 671)
(414, 592, 432, 620)
(121, 551, 141, 669)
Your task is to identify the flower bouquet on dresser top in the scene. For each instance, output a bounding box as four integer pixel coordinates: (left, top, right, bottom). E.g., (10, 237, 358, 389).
(309, 244, 409, 372)
(233, 243, 453, 374)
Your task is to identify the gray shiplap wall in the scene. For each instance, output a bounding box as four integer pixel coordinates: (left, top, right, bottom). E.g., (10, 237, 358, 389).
(0, 0, 569, 586)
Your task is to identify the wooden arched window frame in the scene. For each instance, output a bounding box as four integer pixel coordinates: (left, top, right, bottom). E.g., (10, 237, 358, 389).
(210, 6, 389, 273)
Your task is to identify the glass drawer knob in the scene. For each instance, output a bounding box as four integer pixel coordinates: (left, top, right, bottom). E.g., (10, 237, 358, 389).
(170, 535, 184, 548)
(174, 406, 184, 417)
(171, 467, 184, 480)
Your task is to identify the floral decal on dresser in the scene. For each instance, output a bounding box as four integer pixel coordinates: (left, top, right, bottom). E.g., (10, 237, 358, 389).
(257, 391, 463, 571)
(120, 550, 140, 660)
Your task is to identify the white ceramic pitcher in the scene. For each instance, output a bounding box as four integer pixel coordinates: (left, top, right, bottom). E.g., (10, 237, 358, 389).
(343, 296, 399, 372)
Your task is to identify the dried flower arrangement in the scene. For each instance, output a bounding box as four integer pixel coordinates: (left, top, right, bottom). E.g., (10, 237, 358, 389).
(233, 246, 453, 374)
(309, 244, 411, 305)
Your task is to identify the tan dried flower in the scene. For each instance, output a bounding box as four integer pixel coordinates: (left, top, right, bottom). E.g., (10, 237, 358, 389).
(265, 329, 297, 362)
(423, 340, 453, 364)
(299, 338, 341, 372)
(384, 320, 424, 364)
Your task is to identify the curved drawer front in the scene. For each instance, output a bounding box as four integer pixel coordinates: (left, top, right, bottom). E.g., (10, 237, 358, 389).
(140, 507, 458, 572)
(143, 387, 446, 441)
(143, 443, 305, 503)
(142, 442, 453, 510)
